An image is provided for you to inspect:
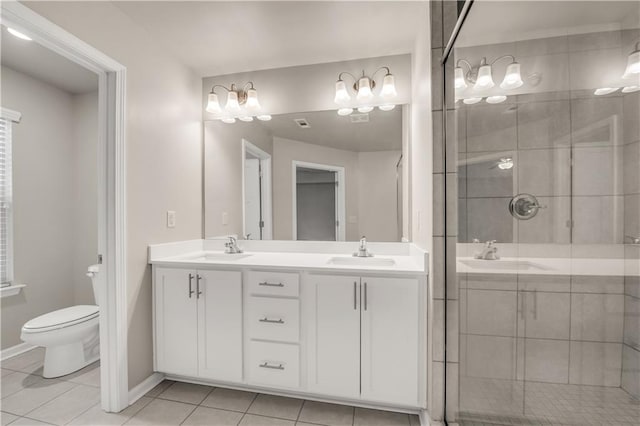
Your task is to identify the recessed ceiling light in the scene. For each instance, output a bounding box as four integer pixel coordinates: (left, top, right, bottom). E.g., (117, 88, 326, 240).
(7, 27, 32, 41)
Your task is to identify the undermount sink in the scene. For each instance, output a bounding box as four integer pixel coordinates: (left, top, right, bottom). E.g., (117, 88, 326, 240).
(183, 253, 252, 262)
(327, 256, 396, 267)
(459, 258, 549, 271)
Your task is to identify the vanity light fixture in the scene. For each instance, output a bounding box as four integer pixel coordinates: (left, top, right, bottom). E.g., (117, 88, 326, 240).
(462, 97, 482, 105)
(594, 87, 620, 96)
(7, 27, 32, 41)
(456, 55, 523, 94)
(333, 67, 398, 116)
(622, 41, 640, 79)
(486, 95, 507, 104)
(206, 82, 271, 124)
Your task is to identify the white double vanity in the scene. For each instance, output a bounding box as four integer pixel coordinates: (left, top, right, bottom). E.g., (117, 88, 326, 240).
(148, 239, 428, 412)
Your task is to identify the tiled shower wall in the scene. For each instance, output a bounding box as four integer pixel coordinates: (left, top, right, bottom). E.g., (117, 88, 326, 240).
(623, 274, 640, 398)
(430, 0, 459, 423)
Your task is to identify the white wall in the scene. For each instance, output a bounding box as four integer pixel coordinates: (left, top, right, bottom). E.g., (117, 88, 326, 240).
(26, 2, 203, 389)
(0, 66, 97, 349)
(357, 151, 402, 242)
(202, 54, 412, 118)
(72, 91, 99, 304)
(410, 10, 433, 251)
(204, 120, 272, 238)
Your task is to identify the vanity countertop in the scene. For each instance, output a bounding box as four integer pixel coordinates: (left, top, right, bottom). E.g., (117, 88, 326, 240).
(148, 240, 428, 275)
(457, 256, 636, 277)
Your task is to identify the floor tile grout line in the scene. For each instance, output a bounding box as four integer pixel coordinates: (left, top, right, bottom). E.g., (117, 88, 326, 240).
(4, 381, 81, 419)
(295, 399, 305, 424)
(236, 391, 259, 425)
(63, 398, 102, 426)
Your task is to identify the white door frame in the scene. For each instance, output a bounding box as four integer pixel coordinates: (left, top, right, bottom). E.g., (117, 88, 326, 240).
(241, 139, 272, 240)
(1, 3, 129, 412)
(292, 160, 346, 241)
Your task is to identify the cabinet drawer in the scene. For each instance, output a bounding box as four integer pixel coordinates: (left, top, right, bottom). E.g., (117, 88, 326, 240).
(247, 271, 299, 297)
(248, 341, 299, 389)
(248, 297, 299, 343)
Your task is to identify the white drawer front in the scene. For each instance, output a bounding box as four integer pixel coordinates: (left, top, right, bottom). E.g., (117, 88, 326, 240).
(248, 297, 300, 343)
(248, 341, 299, 389)
(247, 271, 299, 297)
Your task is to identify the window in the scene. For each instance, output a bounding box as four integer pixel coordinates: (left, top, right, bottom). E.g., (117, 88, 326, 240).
(0, 108, 21, 286)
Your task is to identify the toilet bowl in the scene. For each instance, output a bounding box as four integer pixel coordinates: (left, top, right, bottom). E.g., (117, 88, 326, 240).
(20, 265, 100, 378)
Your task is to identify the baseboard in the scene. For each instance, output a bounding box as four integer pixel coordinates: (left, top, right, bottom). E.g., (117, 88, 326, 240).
(128, 372, 165, 405)
(419, 410, 445, 426)
(1, 342, 36, 361)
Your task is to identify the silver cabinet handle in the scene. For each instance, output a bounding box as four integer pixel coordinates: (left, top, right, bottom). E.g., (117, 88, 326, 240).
(353, 281, 357, 310)
(532, 289, 538, 320)
(196, 274, 203, 298)
(259, 362, 284, 370)
(188, 273, 195, 298)
(259, 281, 284, 287)
(364, 282, 368, 311)
(259, 317, 284, 324)
(519, 292, 525, 320)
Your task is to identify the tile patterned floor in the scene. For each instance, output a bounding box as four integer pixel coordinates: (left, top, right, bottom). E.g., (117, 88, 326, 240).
(1, 348, 419, 426)
(459, 376, 640, 425)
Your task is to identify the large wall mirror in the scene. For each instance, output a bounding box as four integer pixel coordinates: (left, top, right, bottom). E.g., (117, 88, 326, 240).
(204, 106, 406, 242)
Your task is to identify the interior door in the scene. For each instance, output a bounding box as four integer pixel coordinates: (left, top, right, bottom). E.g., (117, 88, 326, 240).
(197, 269, 243, 382)
(244, 157, 262, 239)
(307, 274, 361, 398)
(154, 267, 198, 377)
(360, 276, 419, 405)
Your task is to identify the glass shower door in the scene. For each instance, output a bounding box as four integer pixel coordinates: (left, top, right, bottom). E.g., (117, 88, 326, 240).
(447, 1, 640, 425)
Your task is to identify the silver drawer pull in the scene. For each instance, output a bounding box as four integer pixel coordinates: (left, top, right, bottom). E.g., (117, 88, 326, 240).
(259, 281, 284, 287)
(259, 317, 285, 324)
(259, 362, 284, 370)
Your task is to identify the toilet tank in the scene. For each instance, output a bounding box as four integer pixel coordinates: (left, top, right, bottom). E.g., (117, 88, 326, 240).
(86, 264, 100, 305)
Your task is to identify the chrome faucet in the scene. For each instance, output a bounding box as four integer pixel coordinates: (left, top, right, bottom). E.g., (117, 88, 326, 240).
(224, 236, 243, 254)
(474, 240, 499, 260)
(353, 236, 373, 257)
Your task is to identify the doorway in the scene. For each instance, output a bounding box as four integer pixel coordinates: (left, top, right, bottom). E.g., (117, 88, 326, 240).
(242, 139, 272, 240)
(1, 2, 128, 412)
(292, 161, 345, 241)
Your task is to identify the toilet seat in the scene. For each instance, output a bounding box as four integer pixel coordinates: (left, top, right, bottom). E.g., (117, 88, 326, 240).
(22, 305, 99, 333)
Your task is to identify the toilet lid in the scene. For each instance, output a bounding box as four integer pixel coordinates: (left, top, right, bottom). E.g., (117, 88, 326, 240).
(23, 305, 99, 332)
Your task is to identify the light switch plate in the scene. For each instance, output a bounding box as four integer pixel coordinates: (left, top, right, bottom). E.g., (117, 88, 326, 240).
(167, 211, 176, 228)
(222, 212, 228, 226)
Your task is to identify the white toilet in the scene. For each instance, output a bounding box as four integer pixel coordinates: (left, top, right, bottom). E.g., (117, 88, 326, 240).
(21, 265, 100, 378)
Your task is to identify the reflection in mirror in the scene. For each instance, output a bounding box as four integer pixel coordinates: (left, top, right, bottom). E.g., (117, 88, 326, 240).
(205, 107, 405, 242)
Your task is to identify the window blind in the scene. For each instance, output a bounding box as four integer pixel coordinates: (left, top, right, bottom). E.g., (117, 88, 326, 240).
(0, 117, 13, 285)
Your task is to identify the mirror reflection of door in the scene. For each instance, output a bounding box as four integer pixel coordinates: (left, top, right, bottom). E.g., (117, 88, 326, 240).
(295, 167, 339, 241)
(243, 139, 272, 240)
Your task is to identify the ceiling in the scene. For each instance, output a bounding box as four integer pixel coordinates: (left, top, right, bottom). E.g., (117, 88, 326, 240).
(113, 1, 426, 77)
(1, 25, 98, 94)
(259, 107, 402, 152)
(457, 0, 640, 47)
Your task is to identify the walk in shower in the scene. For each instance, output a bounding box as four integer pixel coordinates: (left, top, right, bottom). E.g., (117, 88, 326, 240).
(443, 1, 640, 424)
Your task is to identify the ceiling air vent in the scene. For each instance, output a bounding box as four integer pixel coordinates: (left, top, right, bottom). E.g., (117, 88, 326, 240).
(349, 113, 369, 123)
(294, 118, 310, 128)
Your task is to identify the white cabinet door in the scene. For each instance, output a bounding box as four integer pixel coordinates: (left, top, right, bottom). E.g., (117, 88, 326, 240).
(155, 268, 198, 377)
(360, 276, 419, 405)
(197, 270, 243, 383)
(307, 274, 360, 398)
